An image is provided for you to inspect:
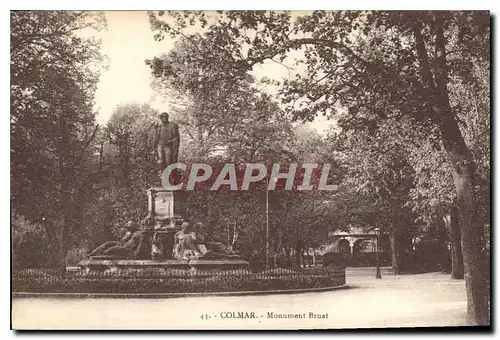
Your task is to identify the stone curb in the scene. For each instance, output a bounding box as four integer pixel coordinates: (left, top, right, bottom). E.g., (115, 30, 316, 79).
(12, 284, 349, 299)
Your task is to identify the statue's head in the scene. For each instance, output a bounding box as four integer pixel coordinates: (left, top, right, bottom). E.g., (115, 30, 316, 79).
(160, 112, 169, 124)
(181, 221, 191, 231)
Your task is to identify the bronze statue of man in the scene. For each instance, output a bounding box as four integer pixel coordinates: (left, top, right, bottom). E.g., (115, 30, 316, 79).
(153, 112, 180, 176)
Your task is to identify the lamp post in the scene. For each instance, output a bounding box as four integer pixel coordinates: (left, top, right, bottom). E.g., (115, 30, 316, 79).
(266, 176, 270, 269)
(265, 175, 278, 269)
(374, 228, 382, 279)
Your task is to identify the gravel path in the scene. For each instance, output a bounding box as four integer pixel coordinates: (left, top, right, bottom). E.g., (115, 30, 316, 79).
(12, 270, 467, 330)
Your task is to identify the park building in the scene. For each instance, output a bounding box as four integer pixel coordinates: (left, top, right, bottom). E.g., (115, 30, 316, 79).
(302, 227, 392, 268)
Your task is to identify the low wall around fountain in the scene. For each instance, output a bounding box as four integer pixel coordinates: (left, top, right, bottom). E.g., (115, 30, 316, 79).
(12, 266, 346, 296)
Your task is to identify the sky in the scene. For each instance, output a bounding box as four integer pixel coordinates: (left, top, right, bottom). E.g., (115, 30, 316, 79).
(93, 11, 173, 124)
(92, 11, 334, 133)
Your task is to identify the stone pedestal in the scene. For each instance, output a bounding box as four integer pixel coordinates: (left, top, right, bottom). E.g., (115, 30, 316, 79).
(78, 259, 191, 274)
(189, 259, 250, 273)
(78, 258, 249, 274)
(147, 187, 185, 221)
(144, 229, 180, 260)
(79, 182, 251, 276)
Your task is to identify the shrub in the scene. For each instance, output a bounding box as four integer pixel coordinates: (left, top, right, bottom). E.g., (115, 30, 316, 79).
(12, 215, 52, 269)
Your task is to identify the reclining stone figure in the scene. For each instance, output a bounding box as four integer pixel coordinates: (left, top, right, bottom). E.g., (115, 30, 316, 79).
(87, 220, 150, 259)
(172, 222, 202, 260)
(172, 221, 241, 260)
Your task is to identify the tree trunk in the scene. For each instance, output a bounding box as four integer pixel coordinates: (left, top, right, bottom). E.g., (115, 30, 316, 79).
(284, 247, 292, 267)
(446, 148, 488, 325)
(232, 223, 238, 250)
(273, 233, 282, 268)
(49, 222, 67, 272)
(414, 16, 489, 325)
(99, 141, 104, 171)
(390, 229, 401, 275)
(434, 17, 489, 325)
(273, 251, 279, 268)
(56, 111, 70, 271)
(443, 205, 464, 279)
(294, 247, 302, 269)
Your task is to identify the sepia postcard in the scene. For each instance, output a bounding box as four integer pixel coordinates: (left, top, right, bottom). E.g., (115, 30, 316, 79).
(10, 9, 491, 330)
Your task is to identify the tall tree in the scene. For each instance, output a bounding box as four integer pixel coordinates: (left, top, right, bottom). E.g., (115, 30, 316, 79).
(147, 36, 296, 162)
(87, 103, 160, 239)
(148, 10, 490, 324)
(334, 125, 416, 274)
(11, 11, 105, 267)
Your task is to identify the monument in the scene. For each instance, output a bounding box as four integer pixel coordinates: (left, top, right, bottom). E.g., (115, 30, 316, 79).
(148, 111, 184, 222)
(79, 112, 249, 274)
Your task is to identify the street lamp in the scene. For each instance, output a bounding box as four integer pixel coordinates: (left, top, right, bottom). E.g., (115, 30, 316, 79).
(265, 175, 278, 269)
(266, 176, 270, 269)
(374, 228, 382, 279)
